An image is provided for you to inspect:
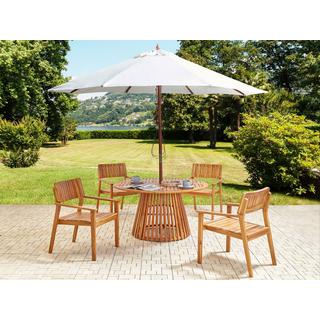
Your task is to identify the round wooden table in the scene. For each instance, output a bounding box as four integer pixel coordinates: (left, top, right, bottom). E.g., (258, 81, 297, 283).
(115, 178, 208, 242)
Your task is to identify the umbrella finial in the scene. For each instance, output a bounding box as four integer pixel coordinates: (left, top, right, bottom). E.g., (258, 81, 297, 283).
(156, 44, 160, 51)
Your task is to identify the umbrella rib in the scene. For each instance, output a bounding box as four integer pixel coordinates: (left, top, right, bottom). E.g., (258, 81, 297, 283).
(234, 89, 245, 96)
(185, 86, 194, 94)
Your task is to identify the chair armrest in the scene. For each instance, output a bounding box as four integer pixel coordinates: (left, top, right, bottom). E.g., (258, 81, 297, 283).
(58, 203, 96, 212)
(197, 210, 238, 218)
(84, 195, 120, 203)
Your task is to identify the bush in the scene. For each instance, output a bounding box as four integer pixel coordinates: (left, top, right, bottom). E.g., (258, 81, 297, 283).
(232, 112, 320, 195)
(74, 129, 228, 141)
(1, 149, 39, 168)
(0, 116, 47, 168)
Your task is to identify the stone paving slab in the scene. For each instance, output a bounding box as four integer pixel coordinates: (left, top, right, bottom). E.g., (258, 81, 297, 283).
(0, 204, 319, 280)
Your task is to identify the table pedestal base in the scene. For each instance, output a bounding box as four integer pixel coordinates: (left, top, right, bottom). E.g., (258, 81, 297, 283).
(132, 193, 190, 242)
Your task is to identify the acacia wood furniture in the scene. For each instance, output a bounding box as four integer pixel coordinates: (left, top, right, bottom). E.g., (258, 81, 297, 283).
(115, 178, 207, 242)
(97, 163, 137, 211)
(49, 178, 120, 261)
(187, 164, 223, 216)
(197, 187, 276, 278)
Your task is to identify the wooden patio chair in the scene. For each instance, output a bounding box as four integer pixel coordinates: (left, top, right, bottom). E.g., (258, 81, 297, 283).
(188, 163, 223, 216)
(48, 178, 119, 261)
(197, 187, 276, 278)
(97, 163, 135, 211)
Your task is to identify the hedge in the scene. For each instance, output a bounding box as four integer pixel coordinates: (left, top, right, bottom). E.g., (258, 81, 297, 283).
(74, 129, 227, 141)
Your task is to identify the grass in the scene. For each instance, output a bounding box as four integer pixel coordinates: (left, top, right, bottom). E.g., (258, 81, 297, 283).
(0, 139, 319, 205)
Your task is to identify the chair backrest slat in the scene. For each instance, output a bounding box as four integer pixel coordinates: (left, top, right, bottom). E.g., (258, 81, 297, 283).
(238, 187, 270, 214)
(53, 178, 84, 203)
(98, 163, 127, 179)
(191, 163, 222, 179)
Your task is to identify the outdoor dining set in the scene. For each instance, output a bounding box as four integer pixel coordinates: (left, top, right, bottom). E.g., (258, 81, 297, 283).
(46, 46, 277, 277)
(48, 163, 277, 278)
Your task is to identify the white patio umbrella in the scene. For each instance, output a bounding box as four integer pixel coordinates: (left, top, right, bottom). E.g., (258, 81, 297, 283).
(50, 45, 266, 182)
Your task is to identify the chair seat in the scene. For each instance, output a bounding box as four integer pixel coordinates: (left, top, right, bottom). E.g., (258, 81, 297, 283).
(59, 211, 117, 226)
(204, 217, 269, 240)
(188, 188, 214, 196)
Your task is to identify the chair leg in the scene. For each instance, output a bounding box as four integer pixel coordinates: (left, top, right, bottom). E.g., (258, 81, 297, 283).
(267, 231, 277, 265)
(72, 225, 79, 242)
(115, 216, 119, 247)
(219, 189, 223, 213)
(120, 196, 124, 210)
(91, 224, 97, 261)
(211, 194, 215, 220)
(242, 236, 253, 277)
(193, 195, 197, 211)
(48, 206, 60, 254)
(197, 215, 203, 264)
(96, 189, 101, 211)
(226, 203, 231, 252)
(226, 236, 231, 252)
(48, 220, 58, 254)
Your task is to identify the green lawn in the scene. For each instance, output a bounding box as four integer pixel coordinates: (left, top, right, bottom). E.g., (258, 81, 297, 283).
(0, 139, 319, 205)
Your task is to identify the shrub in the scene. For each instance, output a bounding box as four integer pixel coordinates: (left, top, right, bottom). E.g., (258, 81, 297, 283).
(74, 129, 229, 141)
(0, 116, 47, 168)
(1, 149, 39, 168)
(232, 112, 320, 195)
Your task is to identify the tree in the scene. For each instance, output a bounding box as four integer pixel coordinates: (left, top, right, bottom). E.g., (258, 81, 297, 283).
(59, 116, 77, 145)
(205, 41, 271, 130)
(162, 94, 208, 143)
(165, 40, 319, 143)
(168, 41, 270, 140)
(0, 40, 79, 140)
(252, 40, 320, 122)
(205, 95, 218, 148)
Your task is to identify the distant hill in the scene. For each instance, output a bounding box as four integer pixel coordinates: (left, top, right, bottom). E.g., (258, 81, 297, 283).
(71, 93, 156, 127)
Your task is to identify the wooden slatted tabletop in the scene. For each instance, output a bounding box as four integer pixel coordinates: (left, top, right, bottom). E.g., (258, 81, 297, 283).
(114, 178, 207, 194)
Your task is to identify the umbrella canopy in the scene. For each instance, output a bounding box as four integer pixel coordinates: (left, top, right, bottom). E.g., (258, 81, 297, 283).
(50, 47, 265, 96)
(50, 46, 266, 182)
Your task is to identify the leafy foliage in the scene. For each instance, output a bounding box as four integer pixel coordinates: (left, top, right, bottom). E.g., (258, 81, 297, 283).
(2, 149, 40, 168)
(0, 40, 79, 140)
(232, 113, 320, 195)
(163, 40, 320, 138)
(59, 116, 77, 145)
(0, 116, 47, 167)
(162, 94, 208, 142)
(72, 94, 156, 127)
(252, 40, 320, 122)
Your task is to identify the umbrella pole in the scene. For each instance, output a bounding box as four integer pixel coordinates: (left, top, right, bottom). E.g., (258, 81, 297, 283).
(157, 85, 163, 184)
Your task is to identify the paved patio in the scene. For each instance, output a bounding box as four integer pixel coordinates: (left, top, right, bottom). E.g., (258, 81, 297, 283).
(0, 204, 319, 280)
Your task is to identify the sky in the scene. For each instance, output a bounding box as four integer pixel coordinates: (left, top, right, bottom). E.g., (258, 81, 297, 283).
(65, 40, 179, 100)
(65, 40, 179, 77)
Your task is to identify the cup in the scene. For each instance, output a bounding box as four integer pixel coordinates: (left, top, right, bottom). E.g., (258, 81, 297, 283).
(182, 179, 191, 188)
(131, 176, 141, 184)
